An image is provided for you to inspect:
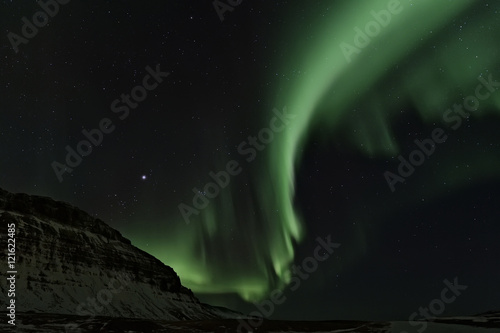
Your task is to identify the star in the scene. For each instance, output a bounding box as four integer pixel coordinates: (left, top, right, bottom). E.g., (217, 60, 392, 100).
(141, 175, 147, 180)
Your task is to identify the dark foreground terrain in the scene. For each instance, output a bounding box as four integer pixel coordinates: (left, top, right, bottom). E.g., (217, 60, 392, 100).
(1, 311, 499, 333)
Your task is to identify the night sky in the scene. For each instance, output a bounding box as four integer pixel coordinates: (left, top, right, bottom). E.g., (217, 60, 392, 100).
(1, 0, 499, 321)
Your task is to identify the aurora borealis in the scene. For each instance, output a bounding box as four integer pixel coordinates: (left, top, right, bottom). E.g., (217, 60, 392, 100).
(1, 0, 499, 321)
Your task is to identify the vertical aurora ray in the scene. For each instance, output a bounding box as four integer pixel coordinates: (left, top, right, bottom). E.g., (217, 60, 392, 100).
(131, 0, 500, 302)
(263, 0, 500, 293)
(263, 0, 500, 299)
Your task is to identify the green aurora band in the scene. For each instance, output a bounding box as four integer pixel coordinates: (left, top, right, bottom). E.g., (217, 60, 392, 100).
(133, 0, 500, 302)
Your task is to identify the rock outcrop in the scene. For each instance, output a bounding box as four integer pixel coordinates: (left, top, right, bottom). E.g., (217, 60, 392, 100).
(0, 188, 239, 320)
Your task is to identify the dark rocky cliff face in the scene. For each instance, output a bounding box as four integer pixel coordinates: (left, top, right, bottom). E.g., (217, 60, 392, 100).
(0, 188, 238, 321)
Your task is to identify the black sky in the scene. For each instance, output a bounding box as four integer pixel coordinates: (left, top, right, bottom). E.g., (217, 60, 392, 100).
(1, 0, 499, 321)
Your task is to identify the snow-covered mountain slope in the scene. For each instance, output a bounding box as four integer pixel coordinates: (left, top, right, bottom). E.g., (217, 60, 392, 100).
(0, 187, 241, 321)
(0, 187, 498, 332)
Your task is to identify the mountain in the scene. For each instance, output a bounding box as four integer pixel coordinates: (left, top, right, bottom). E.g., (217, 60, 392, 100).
(0, 187, 241, 323)
(0, 188, 498, 332)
